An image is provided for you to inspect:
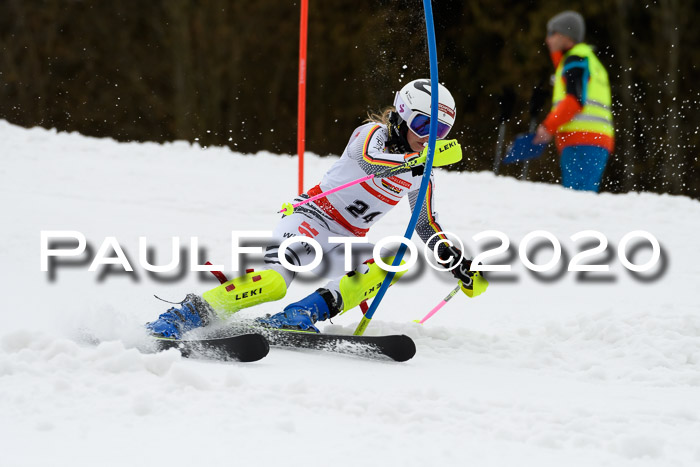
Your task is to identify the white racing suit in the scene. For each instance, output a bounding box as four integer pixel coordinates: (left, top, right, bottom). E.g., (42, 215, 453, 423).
(202, 122, 453, 318)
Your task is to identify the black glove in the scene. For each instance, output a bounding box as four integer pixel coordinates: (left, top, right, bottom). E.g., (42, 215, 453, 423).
(406, 153, 425, 177)
(438, 246, 481, 288)
(386, 111, 412, 154)
(387, 111, 425, 176)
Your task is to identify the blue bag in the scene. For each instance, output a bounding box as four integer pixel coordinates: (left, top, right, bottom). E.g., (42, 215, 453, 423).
(503, 133, 547, 164)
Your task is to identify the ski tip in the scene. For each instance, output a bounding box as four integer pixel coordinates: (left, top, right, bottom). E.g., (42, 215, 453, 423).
(234, 333, 270, 362)
(386, 334, 416, 362)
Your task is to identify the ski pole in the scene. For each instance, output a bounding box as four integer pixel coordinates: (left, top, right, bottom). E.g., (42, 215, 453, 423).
(279, 173, 375, 215)
(414, 282, 461, 324)
(492, 88, 515, 175)
(278, 140, 463, 215)
(278, 155, 423, 215)
(521, 82, 547, 181)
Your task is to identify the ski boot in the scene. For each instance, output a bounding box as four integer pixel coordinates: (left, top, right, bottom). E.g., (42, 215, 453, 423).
(258, 288, 340, 333)
(146, 293, 214, 340)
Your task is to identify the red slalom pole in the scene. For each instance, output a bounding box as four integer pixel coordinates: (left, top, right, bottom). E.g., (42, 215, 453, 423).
(297, 0, 308, 194)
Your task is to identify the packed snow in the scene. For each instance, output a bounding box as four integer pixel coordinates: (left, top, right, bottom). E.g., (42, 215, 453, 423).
(1, 120, 699, 466)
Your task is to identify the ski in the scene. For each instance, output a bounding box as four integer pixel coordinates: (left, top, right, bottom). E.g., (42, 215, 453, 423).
(154, 333, 269, 363)
(257, 328, 416, 362)
(164, 321, 417, 362)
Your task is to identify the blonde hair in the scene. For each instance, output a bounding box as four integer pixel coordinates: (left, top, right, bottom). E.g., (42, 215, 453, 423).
(365, 106, 395, 126)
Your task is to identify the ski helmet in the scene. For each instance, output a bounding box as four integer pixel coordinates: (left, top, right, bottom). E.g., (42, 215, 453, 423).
(393, 79, 456, 139)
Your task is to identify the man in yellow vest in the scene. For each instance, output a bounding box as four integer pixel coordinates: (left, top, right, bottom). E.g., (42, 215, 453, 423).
(533, 11, 614, 192)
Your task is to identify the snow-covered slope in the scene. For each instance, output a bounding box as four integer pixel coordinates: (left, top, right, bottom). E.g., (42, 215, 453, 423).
(1, 120, 699, 466)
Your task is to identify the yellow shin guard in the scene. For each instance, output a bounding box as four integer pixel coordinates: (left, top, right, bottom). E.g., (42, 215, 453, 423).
(338, 257, 406, 313)
(202, 269, 287, 318)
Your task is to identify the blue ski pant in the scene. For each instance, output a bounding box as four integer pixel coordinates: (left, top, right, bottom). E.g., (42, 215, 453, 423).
(560, 145, 609, 192)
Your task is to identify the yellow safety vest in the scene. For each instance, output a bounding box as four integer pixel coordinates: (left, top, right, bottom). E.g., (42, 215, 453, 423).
(552, 43, 614, 139)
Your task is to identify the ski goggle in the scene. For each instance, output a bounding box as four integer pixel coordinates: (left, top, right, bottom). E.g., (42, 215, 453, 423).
(407, 112, 452, 139)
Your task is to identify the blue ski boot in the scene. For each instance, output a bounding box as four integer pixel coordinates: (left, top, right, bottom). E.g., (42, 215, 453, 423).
(258, 288, 340, 333)
(146, 293, 214, 339)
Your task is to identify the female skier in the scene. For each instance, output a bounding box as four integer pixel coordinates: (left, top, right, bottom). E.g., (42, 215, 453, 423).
(147, 78, 487, 339)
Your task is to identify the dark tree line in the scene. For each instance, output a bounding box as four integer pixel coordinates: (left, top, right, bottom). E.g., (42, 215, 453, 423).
(1, 0, 698, 198)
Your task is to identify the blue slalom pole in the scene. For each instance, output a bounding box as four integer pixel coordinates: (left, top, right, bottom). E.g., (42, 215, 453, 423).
(353, 0, 439, 336)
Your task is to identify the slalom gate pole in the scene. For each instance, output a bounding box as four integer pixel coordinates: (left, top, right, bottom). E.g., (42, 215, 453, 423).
(414, 283, 461, 324)
(297, 0, 308, 194)
(353, 0, 439, 336)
